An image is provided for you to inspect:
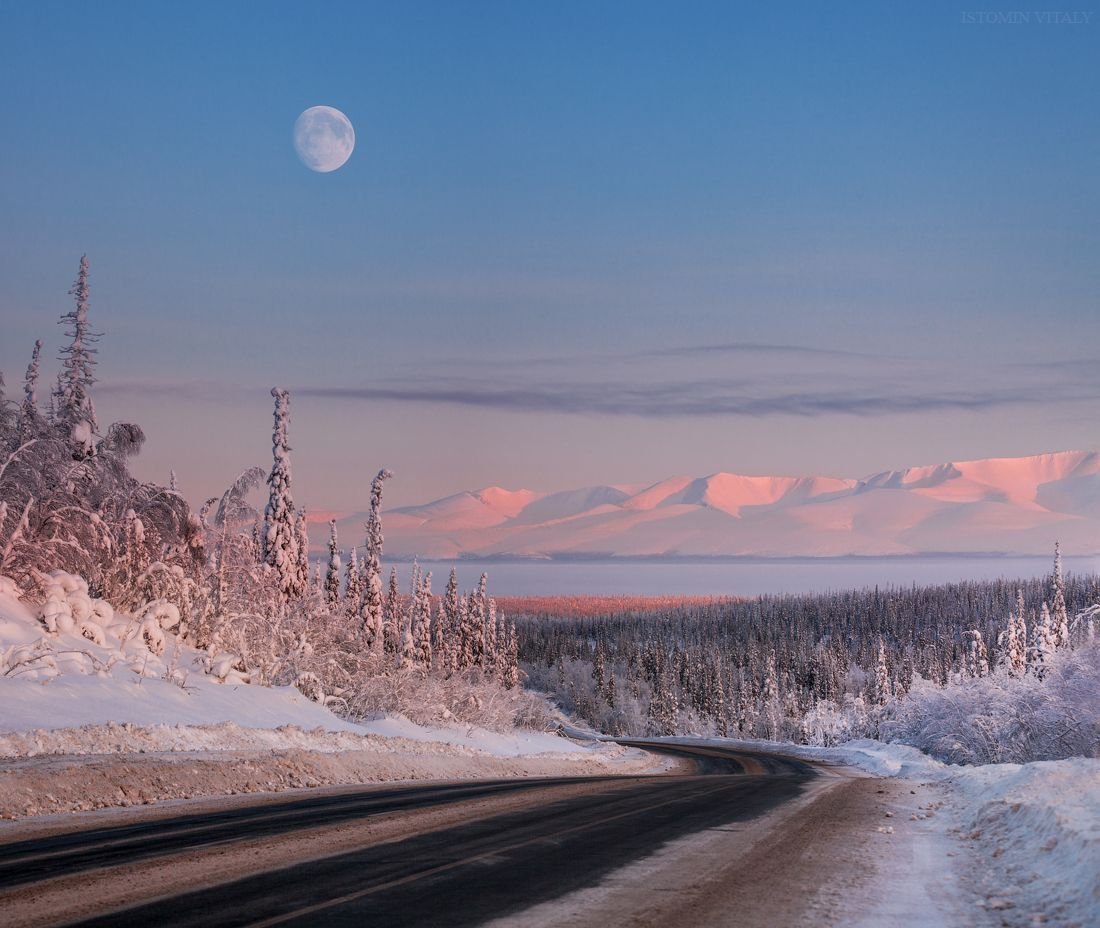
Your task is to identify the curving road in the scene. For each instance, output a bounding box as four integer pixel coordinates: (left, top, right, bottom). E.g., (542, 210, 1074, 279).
(1, 742, 832, 927)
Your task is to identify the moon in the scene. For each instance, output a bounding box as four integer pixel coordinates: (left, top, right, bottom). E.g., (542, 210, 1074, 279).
(293, 106, 355, 173)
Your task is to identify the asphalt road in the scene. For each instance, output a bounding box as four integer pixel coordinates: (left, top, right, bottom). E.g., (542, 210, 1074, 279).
(3, 742, 821, 927)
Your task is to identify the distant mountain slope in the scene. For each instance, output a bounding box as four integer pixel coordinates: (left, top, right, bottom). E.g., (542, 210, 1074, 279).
(329, 451, 1100, 559)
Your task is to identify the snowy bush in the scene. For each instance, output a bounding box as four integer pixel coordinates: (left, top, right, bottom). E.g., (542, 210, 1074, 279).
(335, 666, 560, 734)
(884, 642, 1100, 764)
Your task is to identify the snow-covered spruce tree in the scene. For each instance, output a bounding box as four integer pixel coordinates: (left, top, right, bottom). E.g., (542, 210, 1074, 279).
(1001, 592, 1029, 678)
(872, 639, 890, 705)
(0, 372, 15, 442)
(261, 388, 306, 601)
(647, 668, 678, 736)
(1051, 541, 1070, 648)
(324, 519, 342, 609)
(485, 595, 499, 678)
(461, 588, 485, 671)
(502, 616, 520, 689)
(297, 510, 312, 595)
(495, 609, 509, 680)
(471, 573, 489, 668)
(359, 468, 392, 655)
(56, 255, 99, 457)
(760, 651, 781, 739)
(1029, 603, 1055, 679)
(18, 340, 43, 443)
(964, 629, 989, 678)
(453, 596, 471, 672)
(0, 260, 204, 602)
(593, 643, 607, 701)
(344, 546, 362, 620)
(398, 569, 417, 669)
(712, 663, 728, 736)
(437, 568, 460, 676)
(412, 570, 433, 670)
(384, 566, 401, 655)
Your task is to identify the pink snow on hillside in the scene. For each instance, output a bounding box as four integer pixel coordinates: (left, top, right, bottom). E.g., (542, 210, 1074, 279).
(323, 451, 1100, 560)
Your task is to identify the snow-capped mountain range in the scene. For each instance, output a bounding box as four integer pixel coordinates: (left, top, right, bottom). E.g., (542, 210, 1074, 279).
(324, 451, 1100, 559)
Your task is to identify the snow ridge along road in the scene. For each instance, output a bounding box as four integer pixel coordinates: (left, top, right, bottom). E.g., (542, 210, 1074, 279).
(0, 742, 983, 928)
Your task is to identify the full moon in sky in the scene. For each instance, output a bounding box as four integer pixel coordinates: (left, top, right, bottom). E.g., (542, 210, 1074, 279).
(293, 106, 355, 173)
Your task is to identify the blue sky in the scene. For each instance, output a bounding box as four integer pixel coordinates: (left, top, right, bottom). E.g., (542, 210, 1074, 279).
(1, 1, 1097, 509)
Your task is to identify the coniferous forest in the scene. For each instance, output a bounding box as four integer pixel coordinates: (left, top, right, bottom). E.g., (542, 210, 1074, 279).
(517, 564, 1100, 762)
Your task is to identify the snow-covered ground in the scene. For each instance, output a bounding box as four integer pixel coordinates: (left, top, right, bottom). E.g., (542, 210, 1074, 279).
(843, 742, 1100, 927)
(0, 574, 648, 818)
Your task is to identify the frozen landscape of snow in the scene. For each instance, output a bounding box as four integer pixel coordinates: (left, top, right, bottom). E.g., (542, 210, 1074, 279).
(3, 5, 1098, 921)
(1, 259, 1096, 925)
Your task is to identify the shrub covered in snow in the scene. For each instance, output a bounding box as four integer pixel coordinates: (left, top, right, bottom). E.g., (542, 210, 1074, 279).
(1, 570, 198, 685)
(883, 642, 1100, 764)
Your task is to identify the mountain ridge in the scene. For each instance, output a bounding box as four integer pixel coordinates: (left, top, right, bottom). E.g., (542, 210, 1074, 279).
(326, 450, 1100, 559)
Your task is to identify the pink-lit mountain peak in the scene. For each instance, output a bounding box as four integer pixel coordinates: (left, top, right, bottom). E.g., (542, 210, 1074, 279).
(859, 450, 1100, 507)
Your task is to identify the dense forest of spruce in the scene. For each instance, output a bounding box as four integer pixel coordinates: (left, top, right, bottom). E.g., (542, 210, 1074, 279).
(517, 564, 1099, 754)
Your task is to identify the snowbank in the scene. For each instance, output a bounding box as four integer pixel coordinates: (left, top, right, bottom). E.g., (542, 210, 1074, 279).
(0, 575, 640, 817)
(0, 576, 383, 736)
(0, 575, 562, 747)
(792, 741, 1100, 926)
(798, 738, 950, 780)
(947, 759, 1100, 926)
(608, 734, 949, 780)
(0, 733, 652, 820)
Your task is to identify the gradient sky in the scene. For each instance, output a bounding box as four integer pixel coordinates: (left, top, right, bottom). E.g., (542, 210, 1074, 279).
(1, 1, 1098, 512)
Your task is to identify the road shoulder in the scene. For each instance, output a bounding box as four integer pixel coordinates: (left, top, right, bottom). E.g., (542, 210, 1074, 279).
(485, 774, 994, 928)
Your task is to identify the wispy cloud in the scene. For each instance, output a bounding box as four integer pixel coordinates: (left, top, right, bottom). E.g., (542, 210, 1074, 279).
(441, 341, 887, 371)
(96, 351, 1100, 421)
(298, 375, 1100, 419)
(95, 379, 245, 402)
(629, 342, 882, 362)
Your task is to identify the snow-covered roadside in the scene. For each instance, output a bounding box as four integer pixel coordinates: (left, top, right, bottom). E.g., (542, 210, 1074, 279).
(0, 577, 656, 820)
(0, 730, 652, 820)
(800, 738, 1100, 926)
(636, 736, 1099, 927)
(815, 741, 1100, 926)
(944, 759, 1100, 926)
(803, 742, 1100, 926)
(0, 671, 653, 820)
